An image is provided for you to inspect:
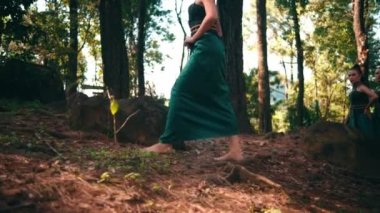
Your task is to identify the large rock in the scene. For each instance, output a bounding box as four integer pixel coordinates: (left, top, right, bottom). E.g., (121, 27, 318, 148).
(0, 59, 65, 103)
(304, 121, 380, 178)
(68, 94, 167, 145)
(68, 93, 108, 132)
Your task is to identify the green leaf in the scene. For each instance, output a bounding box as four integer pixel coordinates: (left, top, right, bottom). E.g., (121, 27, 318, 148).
(110, 99, 119, 115)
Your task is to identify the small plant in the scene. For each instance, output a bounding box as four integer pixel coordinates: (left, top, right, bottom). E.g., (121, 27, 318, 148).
(0, 99, 43, 112)
(124, 172, 141, 181)
(106, 89, 140, 144)
(98, 172, 111, 183)
(151, 183, 161, 192)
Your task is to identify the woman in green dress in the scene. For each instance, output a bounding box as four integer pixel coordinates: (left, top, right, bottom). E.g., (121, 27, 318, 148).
(144, 0, 243, 161)
(346, 64, 378, 141)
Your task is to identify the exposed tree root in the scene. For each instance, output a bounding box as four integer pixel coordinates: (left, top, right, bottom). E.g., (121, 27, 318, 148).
(224, 162, 282, 189)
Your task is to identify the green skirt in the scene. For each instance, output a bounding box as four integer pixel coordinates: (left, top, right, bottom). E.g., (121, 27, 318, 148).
(347, 109, 375, 141)
(160, 32, 239, 143)
(373, 104, 380, 138)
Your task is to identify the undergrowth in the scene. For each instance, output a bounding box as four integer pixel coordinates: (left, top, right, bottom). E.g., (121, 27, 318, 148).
(79, 147, 172, 175)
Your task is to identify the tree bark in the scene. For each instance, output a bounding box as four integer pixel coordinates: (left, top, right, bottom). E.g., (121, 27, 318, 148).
(68, 0, 78, 96)
(218, 0, 253, 133)
(99, 0, 129, 98)
(256, 0, 272, 133)
(290, 0, 304, 127)
(137, 0, 147, 97)
(352, 0, 369, 82)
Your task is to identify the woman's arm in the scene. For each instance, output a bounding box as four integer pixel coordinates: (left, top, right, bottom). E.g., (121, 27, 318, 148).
(185, 0, 218, 46)
(358, 85, 378, 115)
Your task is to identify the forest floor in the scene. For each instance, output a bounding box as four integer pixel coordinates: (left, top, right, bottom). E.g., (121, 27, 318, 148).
(0, 103, 379, 213)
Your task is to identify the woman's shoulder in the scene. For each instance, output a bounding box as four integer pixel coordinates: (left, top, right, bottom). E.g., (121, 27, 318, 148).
(356, 83, 370, 91)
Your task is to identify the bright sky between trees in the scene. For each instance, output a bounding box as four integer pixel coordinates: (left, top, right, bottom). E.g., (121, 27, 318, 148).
(35, 0, 310, 98)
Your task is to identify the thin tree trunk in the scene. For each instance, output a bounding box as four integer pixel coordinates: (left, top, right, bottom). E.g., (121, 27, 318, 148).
(137, 0, 147, 97)
(124, 0, 137, 95)
(175, 0, 187, 71)
(99, 0, 129, 98)
(290, 0, 304, 127)
(68, 0, 78, 96)
(256, 0, 272, 133)
(281, 60, 289, 99)
(352, 0, 369, 82)
(218, 0, 253, 133)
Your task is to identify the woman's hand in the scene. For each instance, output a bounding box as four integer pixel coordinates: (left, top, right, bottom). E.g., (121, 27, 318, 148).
(184, 36, 196, 48)
(364, 107, 372, 119)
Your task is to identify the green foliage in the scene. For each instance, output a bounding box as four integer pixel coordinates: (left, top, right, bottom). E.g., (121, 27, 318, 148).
(244, 68, 286, 131)
(0, 0, 36, 52)
(1, 0, 98, 88)
(367, 0, 380, 77)
(275, 0, 309, 14)
(0, 134, 20, 145)
(302, 0, 358, 123)
(83, 147, 171, 174)
(285, 101, 321, 130)
(0, 99, 43, 111)
(0, 129, 57, 155)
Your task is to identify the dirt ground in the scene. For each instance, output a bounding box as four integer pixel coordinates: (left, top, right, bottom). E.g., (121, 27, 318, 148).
(0, 106, 379, 213)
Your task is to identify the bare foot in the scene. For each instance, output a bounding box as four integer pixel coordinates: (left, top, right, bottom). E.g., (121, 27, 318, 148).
(214, 135, 243, 161)
(143, 143, 174, 154)
(214, 152, 243, 162)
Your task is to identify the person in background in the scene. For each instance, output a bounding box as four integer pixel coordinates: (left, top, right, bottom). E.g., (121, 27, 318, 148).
(143, 0, 243, 161)
(372, 67, 380, 138)
(346, 64, 378, 141)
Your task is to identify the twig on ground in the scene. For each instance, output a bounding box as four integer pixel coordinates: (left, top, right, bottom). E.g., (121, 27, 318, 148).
(34, 132, 63, 158)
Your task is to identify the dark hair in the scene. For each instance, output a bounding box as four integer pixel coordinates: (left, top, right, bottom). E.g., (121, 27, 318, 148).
(350, 64, 362, 75)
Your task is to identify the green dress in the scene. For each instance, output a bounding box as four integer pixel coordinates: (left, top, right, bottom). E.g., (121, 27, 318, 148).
(373, 87, 380, 138)
(159, 3, 239, 144)
(347, 90, 375, 141)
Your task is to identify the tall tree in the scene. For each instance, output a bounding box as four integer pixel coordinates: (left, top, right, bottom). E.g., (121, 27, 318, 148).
(123, 0, 174, 96)
(291, 0, 305, 127)
(218, 0, 253, 133)
(276, 0, 306, 127)
(137, 0, 147, 97)
(352, 0, 369, 81)
(257, 0, 272, 133)
(99, 0, 129, 98)
(68, 0, 79, 96)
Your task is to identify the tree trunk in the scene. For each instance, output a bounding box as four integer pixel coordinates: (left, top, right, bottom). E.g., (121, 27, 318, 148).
(290, 0, 304, 127)
(256, 0, 272, 133)
(68, 0, 78, 96)
(99, 0, 129, 98)
(137, 0, 147, 97)
(352, 0, 369, 82)
(218, 0, 252, 133)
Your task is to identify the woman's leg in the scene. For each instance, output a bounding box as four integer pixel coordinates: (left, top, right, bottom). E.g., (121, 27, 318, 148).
(214, 135, 243, 161)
